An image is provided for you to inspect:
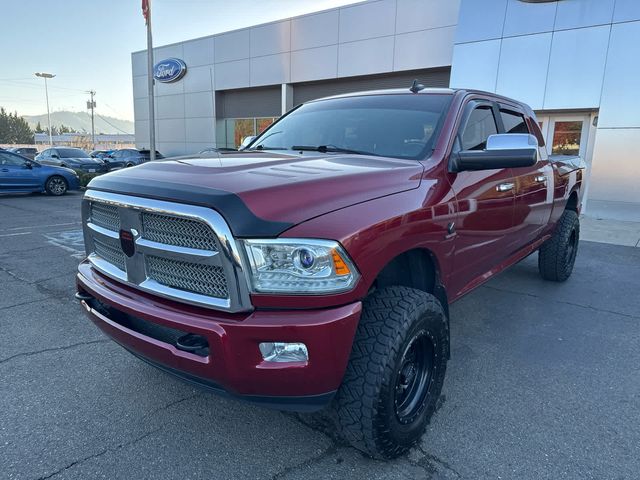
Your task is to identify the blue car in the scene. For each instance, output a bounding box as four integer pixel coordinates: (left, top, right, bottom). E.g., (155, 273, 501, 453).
(0, 150, 80, 196)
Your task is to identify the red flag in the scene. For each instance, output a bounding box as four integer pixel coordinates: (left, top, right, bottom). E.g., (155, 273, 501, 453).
(142, 0, 150, 25)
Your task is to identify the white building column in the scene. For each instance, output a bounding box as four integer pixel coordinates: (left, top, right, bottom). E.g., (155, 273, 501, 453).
(281, 83, 293, 115)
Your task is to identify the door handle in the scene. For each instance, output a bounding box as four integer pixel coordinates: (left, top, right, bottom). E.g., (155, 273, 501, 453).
(496, 182, 515, 192)
(534, 175, 547, 183)
(1, 168, 9, 172)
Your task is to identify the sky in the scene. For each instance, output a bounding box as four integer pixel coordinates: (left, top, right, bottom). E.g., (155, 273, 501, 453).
(0, 0, 363, 121)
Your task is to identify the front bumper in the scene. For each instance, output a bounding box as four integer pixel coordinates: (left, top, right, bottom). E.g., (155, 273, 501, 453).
(103, 161, 125, 171)
(76, 261, 361, 412)
(74, 164, 108, 174)
(67, 175, 80, 190)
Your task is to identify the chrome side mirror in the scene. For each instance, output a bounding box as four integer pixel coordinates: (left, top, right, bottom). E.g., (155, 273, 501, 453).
(239, 136, 256, 150)
(453, 134, 538, 172)
(486, 133, 538, 151)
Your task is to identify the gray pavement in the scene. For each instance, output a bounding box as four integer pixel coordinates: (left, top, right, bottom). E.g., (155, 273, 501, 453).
(1, 192, 639, 479)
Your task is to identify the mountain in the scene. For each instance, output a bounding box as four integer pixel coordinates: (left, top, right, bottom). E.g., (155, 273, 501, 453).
(24, 111, 134, 135)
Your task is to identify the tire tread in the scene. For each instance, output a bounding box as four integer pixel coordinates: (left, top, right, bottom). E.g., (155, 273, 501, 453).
(334, 286, 448, 459)
(538, 209, 579, 281)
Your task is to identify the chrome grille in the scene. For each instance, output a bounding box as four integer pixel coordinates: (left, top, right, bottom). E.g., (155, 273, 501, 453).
(90, 202, 120, 231)
(146, 255, 228, 299)
(82, 191, 251, 312)
(141, 212, 218, 251)
(93, 237, 126, 272)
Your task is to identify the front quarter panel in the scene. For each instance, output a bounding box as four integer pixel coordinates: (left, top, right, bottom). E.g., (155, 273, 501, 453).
(251, 170, 456, 310)
(547, 155, 585, 227)
(39, 166, 80, 190)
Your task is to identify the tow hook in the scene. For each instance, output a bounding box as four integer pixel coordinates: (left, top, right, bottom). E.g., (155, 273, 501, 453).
(74, 291, 93, 301)
(176, 333, 209, 354)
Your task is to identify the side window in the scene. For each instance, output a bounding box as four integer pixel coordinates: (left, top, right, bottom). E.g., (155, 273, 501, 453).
(0, 152, 25, 166)
(500, 110, 529, 134)
(40, 149, 49, 158)
(461, 106, 498, 151)
(50, 149, 58, 157)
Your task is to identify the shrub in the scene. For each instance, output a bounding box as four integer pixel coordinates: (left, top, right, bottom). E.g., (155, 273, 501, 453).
(75, 170, 101, 188)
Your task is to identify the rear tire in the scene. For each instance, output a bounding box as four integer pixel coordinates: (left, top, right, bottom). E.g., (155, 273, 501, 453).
(334, 286, 449, 459)
(45, 175, 68, 196)
(538, 209, 579, 282)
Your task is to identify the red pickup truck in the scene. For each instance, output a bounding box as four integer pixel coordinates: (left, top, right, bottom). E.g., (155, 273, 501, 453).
(76, 86, 584, 458)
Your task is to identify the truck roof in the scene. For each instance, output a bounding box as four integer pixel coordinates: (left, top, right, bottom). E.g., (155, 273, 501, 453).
(309, 87, 526, 108)
(310, 87, 457, 102)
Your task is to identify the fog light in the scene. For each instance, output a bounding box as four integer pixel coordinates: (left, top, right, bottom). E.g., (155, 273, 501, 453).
(259, 342, 308, 363)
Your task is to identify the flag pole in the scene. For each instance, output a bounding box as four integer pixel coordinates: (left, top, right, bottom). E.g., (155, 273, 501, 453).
(145, 0, 156, 162)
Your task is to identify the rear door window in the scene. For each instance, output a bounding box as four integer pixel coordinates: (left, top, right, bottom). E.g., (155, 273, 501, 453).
(500, 110, 529, 134)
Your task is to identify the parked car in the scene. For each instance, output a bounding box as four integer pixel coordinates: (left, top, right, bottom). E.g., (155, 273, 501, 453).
(35, 147, 108, 174)
(107, 149, 164, 168)
(90, 150, 114, 160)
(90, 150, 121, 170)
(7, 147, 38, 160)
(75, 86, 585, 459)
(0, 150, 79, 195)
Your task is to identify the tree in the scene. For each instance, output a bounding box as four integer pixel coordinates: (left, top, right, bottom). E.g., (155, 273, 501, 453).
(34, 121, 44, 133)
(0, 107, 34, 143)
(10, 112, 35, 143)
(58, 124, 73, 134)
(0, 108, 9, 142)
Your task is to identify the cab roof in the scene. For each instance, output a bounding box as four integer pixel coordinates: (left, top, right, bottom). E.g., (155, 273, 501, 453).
(309, 87, 529, 110)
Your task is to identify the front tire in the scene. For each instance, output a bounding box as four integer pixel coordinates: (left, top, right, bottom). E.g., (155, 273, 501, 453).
(45, 175, 68, 196)
(538, 209, 579, 282)
(334, 286, 449, 459)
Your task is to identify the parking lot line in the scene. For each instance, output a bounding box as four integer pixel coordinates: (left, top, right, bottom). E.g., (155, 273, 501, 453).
(8, 222, 80, 231)
(0, 232, 31, 238)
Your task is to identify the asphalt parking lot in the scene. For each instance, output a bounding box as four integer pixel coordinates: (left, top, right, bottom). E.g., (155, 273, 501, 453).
(1, 192, 639, 480)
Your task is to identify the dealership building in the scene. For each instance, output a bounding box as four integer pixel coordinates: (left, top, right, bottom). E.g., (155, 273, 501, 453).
(132, 0, 640, 219)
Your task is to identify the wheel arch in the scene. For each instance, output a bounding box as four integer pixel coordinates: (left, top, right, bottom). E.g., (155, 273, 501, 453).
(566, 189, 580, 213)
(371, 247, 449, 320)
(46, 173, 68, 184)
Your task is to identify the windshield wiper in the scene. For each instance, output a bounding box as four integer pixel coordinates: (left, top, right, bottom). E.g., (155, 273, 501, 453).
(253, 145, 287, 151)
(291, 145, 373, 156)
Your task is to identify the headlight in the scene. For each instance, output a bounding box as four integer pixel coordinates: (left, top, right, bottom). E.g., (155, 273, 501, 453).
(241, 239, 359, 294)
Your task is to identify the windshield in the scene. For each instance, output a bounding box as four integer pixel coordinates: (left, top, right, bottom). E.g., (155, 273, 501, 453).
(248, 94, 453, 160)
(58, 148, 90, 158)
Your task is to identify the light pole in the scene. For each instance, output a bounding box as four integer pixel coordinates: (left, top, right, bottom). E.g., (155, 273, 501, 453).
(87, 90, 96, 148)
(35, 72, 55, 146)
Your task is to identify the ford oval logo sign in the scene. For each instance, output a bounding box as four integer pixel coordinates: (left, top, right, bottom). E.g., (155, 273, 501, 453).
(153, 58, 187, 83)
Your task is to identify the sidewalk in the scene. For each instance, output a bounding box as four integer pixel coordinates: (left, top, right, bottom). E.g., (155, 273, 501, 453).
(580, 215, 640, 247)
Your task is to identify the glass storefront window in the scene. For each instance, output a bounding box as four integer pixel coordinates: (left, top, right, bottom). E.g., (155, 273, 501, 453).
(233, 119, 256, 149)
(257, 117, 276, 135)
(216, 117, 279, 149)
(552, 121, 583, 156)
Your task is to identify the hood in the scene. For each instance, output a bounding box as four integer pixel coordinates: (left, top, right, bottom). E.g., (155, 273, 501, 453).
(65, 157, 104, 164)
(88, 152, 423, 237)
(39, 163, 77, 176)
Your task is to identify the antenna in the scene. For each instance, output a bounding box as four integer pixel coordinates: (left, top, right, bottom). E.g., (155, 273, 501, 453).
(409, 79, 425, 93)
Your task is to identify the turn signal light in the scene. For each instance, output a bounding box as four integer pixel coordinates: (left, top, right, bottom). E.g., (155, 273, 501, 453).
(332, 250, 351, 276)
